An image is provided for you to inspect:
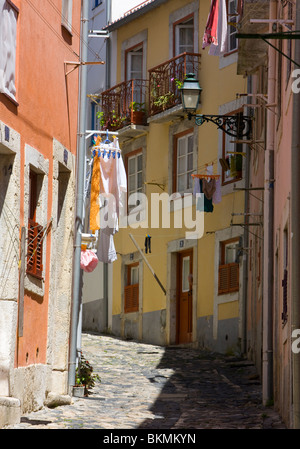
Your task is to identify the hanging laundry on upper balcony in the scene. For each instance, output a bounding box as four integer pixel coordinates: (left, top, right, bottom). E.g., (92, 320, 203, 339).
(202, 0, 228, 56)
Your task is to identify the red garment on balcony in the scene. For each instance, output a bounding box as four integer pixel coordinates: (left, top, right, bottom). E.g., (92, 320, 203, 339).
(202, 0, 219, 49)
(202, 0, 227, 56)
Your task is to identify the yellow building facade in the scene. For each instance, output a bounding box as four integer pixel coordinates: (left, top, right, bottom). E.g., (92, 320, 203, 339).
(101, 0, 248, 353)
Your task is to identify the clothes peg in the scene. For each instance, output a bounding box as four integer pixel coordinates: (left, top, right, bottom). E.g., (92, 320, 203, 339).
(145, 234, 151, 254)
(105, 130, 110, 144)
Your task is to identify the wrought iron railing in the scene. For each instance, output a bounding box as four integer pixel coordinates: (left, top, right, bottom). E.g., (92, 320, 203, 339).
(148, 52, 201, 116)
(100, 79, 149, 131)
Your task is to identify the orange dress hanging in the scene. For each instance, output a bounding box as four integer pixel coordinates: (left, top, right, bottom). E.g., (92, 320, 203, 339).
(89, 135, 101, 232)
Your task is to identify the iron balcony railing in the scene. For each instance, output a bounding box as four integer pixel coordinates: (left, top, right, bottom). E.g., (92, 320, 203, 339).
(148, 52, 201, 116)
(99, 53, 201, 131)
(100, 79, 149, 131)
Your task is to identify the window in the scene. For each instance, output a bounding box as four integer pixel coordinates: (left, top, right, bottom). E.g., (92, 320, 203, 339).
(62, 0, 72, 33)
(27, 170, 44, 280)
(226, 0, 239, 53)
(92, 101, 101, 131)
(174, 17, 194, 55)
(124, 263, 139, 313)
(282, 227, 288, 324)
(0, 0, 18, 102)
(218, 238, 240, 294)
(126, 150, 143, 209)
(173, 131, 194, 193)
(93, 0, 102, 8)
(221, 111, 243, 185)
(126, 44, 144, 104)
(174, 16, 194, 74)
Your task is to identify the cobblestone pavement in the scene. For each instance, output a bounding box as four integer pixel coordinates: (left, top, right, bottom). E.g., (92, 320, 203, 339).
(4, 332, 286, 430)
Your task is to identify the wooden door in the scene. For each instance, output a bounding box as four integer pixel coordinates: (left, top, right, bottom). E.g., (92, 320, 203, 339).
(177, 249, 193, 344)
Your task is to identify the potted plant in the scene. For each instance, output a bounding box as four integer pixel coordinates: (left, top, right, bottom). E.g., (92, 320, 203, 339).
(97, 110, 127, 130)
(129, 101, 146, 125)
(153, 91, 174, 111)
(74, 351, 101, 397)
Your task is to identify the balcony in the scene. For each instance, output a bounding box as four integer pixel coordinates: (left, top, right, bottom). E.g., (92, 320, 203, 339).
(98, 53, 201, 139)
(100, 79, 149, 140)
(148, 52, 201, 123)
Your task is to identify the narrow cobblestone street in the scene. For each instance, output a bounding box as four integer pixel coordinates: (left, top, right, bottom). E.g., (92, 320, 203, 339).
(4, 332, 286, 431)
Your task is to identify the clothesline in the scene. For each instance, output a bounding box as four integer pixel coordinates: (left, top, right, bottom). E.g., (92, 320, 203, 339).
(191, 174, 220, 179)
(85, 129, 119, 140)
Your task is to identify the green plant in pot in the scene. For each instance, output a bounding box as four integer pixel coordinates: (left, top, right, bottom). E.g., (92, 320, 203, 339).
(97, 110, 127, 130)
(129, 101, 146, 125)
(75, 351, 101, 396)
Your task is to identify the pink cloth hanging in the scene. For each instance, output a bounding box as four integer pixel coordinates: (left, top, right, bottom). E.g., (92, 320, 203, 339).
(80, 250, 99, 273)
(202, 0, 228, 56)
(202, 0, 219, 49)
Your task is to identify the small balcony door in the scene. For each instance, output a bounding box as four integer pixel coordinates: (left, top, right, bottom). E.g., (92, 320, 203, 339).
(177, 249, 193, 344)
(174, 17, 194, 76)
(126, 44, 144, 104)
(175, 17, 194, 55)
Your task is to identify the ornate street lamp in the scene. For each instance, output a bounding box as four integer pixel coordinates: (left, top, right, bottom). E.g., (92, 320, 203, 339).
(180, 73, 252, 138)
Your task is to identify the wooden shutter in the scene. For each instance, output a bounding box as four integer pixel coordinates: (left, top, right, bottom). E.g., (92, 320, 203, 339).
(124, 284, 139, 313)
(27, 218, 43, 279)
(229, 263, 239, 291)
(218, 263, 239, 294)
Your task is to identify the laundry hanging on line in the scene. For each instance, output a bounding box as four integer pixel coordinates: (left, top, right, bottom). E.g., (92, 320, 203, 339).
(192, 164, 222, 211)
(88, 133, 127, 264)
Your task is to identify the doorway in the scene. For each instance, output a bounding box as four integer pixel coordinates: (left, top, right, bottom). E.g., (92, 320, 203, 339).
(177, 249, 193, 344)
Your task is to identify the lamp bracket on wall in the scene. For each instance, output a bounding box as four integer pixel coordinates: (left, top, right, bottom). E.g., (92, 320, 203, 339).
(188, 113, 252, 138)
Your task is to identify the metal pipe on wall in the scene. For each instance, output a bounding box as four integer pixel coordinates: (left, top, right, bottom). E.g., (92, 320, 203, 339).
(262, 0, 276, 405)
(68, 0, 89, 393)
(291, 0, 300, 430)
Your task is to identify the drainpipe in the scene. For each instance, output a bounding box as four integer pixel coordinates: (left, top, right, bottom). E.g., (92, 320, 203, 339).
(291, 0, 300, 430)
(262, 0, 276, 405)
(241, 76, 252, 355)
(68, 0, 89, 394)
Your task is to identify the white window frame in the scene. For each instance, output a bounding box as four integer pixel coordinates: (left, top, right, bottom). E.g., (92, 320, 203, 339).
(175, 18, 194, 55)
(227, 0, 238, 53)
(61, 0, 72, 34)
(0, 0, 18, 102)
(127, 151, 143, 199)
(176, 132, 194, 194)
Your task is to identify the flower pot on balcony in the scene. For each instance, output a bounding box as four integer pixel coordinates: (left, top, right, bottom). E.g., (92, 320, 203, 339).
(131, 110, 145, 125)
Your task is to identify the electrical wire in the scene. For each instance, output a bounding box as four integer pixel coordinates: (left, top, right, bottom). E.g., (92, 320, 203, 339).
(24, 0, 104, 62)
(46, 0, 104, 62)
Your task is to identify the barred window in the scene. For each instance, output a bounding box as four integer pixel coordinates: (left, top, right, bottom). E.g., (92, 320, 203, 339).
(26, 170, 43, 279)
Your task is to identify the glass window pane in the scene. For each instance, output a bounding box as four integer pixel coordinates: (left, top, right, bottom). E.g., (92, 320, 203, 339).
(137, 154, 142, 171)
(187, 172, 193, 189)
(178, 139, 186, 156)
(188, 135, 193, 153)
(129, 174, 136, 192)
(128, 157, 136, 175)
(177, 174, 185, 192)
(137, 171, 142, 188)
(178, 156, 186, 175)
(225, 243, 238, 264)
(131, 266, 139, 285)
(182, 257, 190, 292)
(187, 153, 193, 171)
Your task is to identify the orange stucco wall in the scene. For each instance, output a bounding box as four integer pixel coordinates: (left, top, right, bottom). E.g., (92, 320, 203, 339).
(0, 0, 81, 368)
